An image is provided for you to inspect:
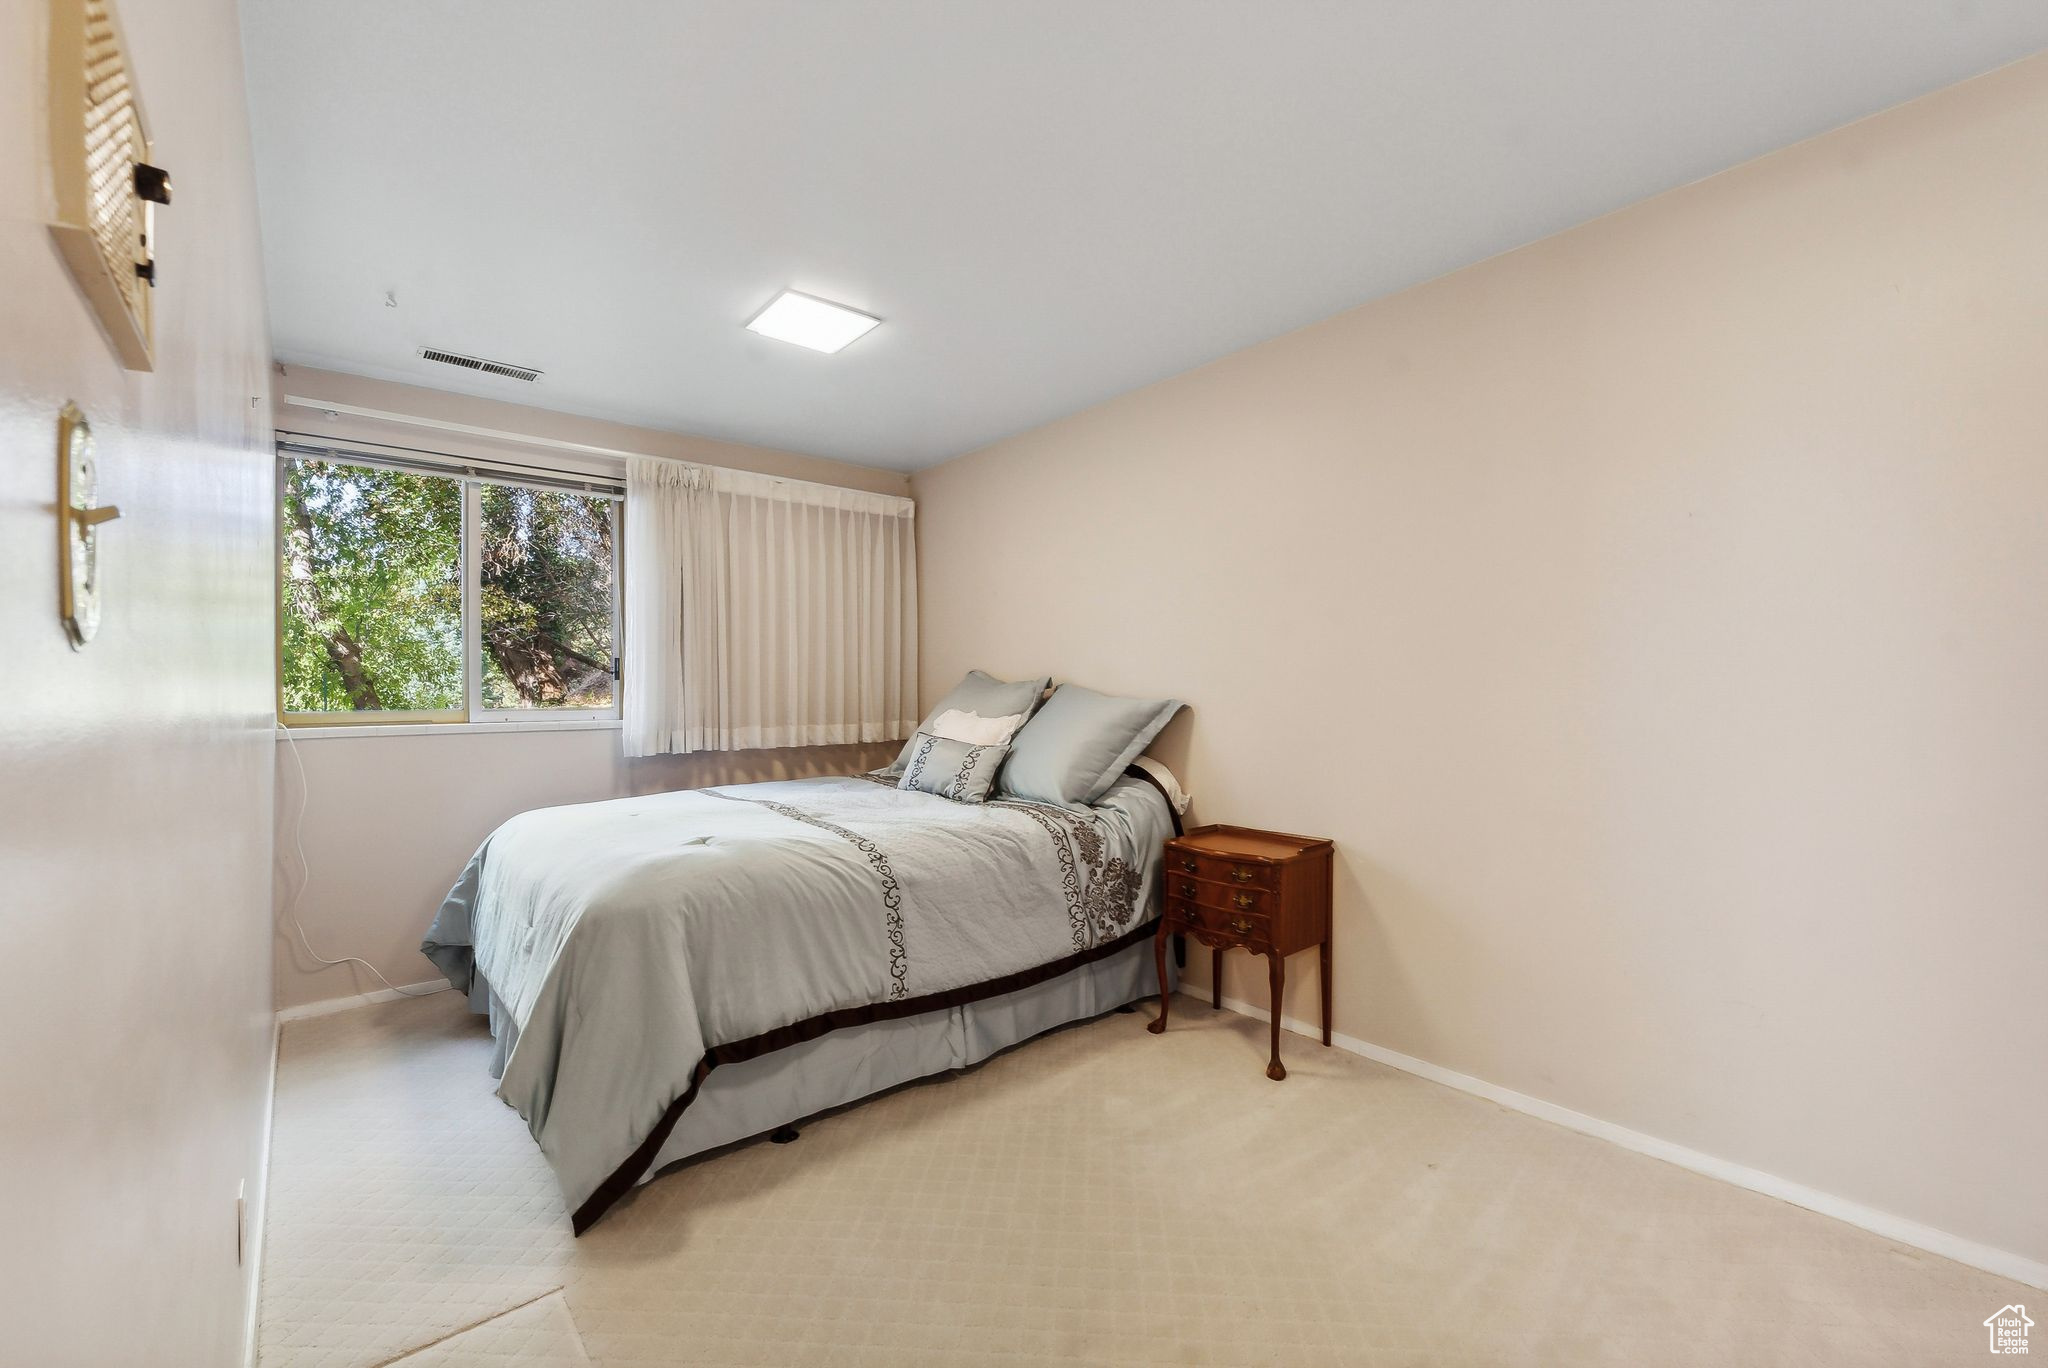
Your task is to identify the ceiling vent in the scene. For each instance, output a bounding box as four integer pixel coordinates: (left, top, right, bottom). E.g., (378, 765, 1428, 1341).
(417, 346, 543, 382)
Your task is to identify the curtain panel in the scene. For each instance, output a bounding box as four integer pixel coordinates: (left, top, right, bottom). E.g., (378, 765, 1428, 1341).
(623, 458, 918, 756)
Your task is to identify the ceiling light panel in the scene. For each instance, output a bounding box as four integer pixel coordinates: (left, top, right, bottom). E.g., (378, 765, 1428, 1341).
(745, 290, 881, 354)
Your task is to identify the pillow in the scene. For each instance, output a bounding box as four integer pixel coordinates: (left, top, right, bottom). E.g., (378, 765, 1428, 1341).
(1128, 755, 1191, 815)
(896, 731, 1008, 804)
(880, 670, 1050, 774)
(997, 684, 1182, 807)
(930, 708, 1027, 746)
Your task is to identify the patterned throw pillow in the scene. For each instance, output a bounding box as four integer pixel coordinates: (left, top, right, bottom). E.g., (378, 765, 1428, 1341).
(896, 730, 1008, 804)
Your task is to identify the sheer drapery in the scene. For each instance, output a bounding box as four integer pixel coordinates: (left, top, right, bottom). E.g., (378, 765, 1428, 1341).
(622, 458, 918, 756)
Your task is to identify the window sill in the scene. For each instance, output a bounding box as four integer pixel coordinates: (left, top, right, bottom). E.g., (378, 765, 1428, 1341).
(276, 719, 623, 741)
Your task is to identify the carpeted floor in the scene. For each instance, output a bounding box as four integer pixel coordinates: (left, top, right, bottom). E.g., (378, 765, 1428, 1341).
(259, 990, 2024, 1367)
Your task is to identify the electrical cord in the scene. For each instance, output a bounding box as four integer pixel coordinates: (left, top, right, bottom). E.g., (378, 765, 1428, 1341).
(276, 723, 445, 998)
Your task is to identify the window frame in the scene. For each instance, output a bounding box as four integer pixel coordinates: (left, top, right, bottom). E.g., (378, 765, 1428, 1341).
(275, 444, 623, 730)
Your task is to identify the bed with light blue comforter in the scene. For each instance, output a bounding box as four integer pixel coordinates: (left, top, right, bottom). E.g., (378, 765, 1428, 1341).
(423, 772, 1172, 1231)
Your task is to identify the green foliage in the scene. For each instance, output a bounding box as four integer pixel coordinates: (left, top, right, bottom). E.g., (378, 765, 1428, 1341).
(279, 458, 615, 716)
(478, 485, 615, 709)
(281, 460, 461, 713)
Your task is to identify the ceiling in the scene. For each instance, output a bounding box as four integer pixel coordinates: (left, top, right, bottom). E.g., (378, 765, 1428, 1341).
(241, 2, 2048, 471)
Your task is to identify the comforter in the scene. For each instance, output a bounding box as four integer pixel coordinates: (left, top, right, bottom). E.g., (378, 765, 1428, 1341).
(423, 772, 1173, 1230)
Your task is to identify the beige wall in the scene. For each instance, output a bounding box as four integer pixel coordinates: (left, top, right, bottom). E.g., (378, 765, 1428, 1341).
(0, 0, 277, 1363)
(270, 370, 905, 1009)
(913, 55, 2048, 1269)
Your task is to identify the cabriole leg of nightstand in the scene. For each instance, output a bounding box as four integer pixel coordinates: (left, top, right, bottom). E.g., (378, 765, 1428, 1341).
(1212, 946, 1223, 1010)
(1320, 934, 1332, 1046)
(1266, 952, 1287, 1081)
(1147, 923, 1170, 1035)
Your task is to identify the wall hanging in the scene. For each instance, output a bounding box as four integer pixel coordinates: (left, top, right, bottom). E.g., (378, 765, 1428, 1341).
(48, 0, 171, 371)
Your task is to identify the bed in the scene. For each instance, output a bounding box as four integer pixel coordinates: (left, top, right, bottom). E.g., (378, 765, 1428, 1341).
(422, 768, 1179, 1232)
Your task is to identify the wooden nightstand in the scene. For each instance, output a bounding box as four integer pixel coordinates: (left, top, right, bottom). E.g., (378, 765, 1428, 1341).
(1148, 824, 1334, 1080)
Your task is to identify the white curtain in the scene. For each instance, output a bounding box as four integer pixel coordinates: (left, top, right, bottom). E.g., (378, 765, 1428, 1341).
(622, 457, 918, 756)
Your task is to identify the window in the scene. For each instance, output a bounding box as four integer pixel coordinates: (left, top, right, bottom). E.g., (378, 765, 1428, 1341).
(278, 449, 619, 725)
(476, 482, 617, 712)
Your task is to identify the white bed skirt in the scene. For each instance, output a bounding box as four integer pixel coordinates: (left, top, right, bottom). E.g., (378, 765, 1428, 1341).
(640, 934, 1173, 1183)
(477, 933, 1174, 1212)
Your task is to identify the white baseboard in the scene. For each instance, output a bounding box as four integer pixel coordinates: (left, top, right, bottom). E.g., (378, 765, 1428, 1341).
(1212, 992, 2047, 1291)
(243, 1016, 279, 1368)
(275, 979, 451, 1023)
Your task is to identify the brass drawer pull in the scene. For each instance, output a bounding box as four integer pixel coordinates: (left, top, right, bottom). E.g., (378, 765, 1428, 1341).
(1183, 907, 1204, 926)
(1230, 867, 1257, 883)
(1232, 891, 1256, 910)
(1229, 917, 1255, 935)
(1179, 883, 1197, 899)
(1179, 858, 1198, 873)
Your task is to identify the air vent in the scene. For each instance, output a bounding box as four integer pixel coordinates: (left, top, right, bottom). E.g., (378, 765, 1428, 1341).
(417, 347, 543, 382)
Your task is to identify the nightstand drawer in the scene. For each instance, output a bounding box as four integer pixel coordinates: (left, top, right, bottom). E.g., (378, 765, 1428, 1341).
(1165, 876, 1273, 917)
(1167, 897, 1270, 947)
(1164, 849, 1279, 890)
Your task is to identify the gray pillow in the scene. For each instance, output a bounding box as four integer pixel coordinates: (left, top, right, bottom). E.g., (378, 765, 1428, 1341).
(896, 731, 1008, 804)
(881, 670, 1051, 775)
(997, 684, 1182, 807)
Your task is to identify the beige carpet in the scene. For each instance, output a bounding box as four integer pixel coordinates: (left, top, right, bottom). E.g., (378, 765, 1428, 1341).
(261, 990, 2025, 1367)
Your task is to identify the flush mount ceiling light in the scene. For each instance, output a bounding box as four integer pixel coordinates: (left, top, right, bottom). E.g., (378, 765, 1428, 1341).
(745, 289, 882, 354)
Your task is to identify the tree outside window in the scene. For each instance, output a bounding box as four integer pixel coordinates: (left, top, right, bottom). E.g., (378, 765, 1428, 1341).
(279, 455, 617, 722)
